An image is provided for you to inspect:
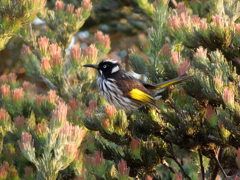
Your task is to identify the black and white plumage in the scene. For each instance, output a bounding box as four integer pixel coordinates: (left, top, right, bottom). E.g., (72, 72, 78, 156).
(84, 59, 190, 111)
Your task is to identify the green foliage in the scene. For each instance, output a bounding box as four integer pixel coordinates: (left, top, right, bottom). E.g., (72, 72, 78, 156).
(0, 0, 46, 50)
(1, 0, 240, 179)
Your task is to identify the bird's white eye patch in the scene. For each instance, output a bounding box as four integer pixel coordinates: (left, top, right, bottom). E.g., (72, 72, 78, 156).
(103, 65, 107, 68)
(111, 65, 120, 74)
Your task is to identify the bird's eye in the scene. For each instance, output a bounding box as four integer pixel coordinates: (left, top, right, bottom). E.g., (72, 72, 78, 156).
(103, 65, 107, 68)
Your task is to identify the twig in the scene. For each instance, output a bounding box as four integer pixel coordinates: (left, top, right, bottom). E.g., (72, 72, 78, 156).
(168, 144, 191, 180)
(171, 155, 191, 180)
(213, 148, 227, 178)
(198, 149, 205, 180)
(162, 160, 176, 174)
(170, 0, 178, 7)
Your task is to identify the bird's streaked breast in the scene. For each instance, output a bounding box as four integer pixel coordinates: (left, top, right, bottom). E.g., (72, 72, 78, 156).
(97, 76, 140, 111)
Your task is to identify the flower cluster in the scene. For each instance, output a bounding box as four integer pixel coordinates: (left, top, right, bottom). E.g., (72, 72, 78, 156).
(117, 159, 130, 180)
(17, 100, 87, 179)
(168, 13, 207, 31)
(70, 43, 99, 68)
(95, 31, 111, 54)
(84, 151, 109, 178)
(18, 132, 36, 163)
(170, 51, 190, 75)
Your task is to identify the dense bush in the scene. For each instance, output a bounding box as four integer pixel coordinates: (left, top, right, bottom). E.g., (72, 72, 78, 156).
(0, 0, 240, 179)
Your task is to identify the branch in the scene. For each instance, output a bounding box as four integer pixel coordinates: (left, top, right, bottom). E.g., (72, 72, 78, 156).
(198, 149, 205, 180)
(162, 160, 176, 174)
(213, 148, 228, 178)
(170, 0, 178, 7)
(170, 155, 191, 180)
(168, 144, 191, 180)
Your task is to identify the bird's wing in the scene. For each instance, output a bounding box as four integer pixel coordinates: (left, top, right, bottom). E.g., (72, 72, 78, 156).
(114, 72, 155, 105)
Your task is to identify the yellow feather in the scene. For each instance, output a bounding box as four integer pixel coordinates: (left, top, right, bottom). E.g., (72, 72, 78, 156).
(155, 78, 185, 90)
(129, 89, 153, 103)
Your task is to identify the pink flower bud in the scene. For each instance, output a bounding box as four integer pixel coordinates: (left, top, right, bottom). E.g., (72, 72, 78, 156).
(84, 101, 95, 117)
(180, 12, 191, 27)
(20, 132, 33, 151)
(95, 31, 111, 49)
(214, 76, 223, 89)
(47, 90, 58, 104)
(235, 24, 240, 34)
(22, 45, 32, 55)
(130, 137, 140, 151)
(101, 118, 110, 129)
(199, 18, 208, 30)
(68, 99, 78, 110)
(8, 73, 17, 83)
(236, 148, 240, 160)
(84, 156, 91, 166)
(22, 81, 31, 90)
(49, 43, 62, 66)
(36, 95, 45, 105)
(81, 0, 92, 11)
(84, 108, 93, 117)
(176, 2, 186, 14)
(1, 84, 10, 98)
(223, 88, 235, 108)
(64, 143, 78, 158)
(52, 102, 68, 127)
(38, 37, 49, 54)
(84, 44, 98, 61)
(0, 75, 8, 83)
(93, 152, 103, 167)
(145, 175, 153, 180)
(55, 0, 65, 11)
(177, 59, 190, 75)
(212, 15, 222, 27)
(14, 116, 25, 128)
(12, 88, 24, 102)
(192, 15, 200, 24)
(175, 173, 183, 180)
(118, 159, 129, 176)
(41, 58, 52, 72)
(0, 162, 8, 179)
(75, 8, 82, 17)
(206, 105, 215, 120)
(0, 109, 9, 122)
(234, 176, 240, 180)
(161, 44, 171, 56)
(170, 51, 180, 65)
(67, 4, 75, 13)
(35, 123, 47, 136)
(105, 105, 117, 118)
(168, 16, 181, 30)
(59, 121, 86, 145)
(89, 100, 96, 111)
(236, 148, 240, 168)
(195, 46, 207, 59)
(71, 44, 81, 62)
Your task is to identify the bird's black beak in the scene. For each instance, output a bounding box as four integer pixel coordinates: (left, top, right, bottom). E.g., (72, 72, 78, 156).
(83, 64, 98, 69)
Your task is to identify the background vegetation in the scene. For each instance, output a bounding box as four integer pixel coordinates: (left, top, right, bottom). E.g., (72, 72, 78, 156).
(0, 0, 240, 179)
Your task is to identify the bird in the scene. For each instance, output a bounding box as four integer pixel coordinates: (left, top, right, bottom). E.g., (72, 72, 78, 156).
(84, 59, 191, 111)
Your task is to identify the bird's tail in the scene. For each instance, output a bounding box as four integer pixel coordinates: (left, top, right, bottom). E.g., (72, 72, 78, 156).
(153, 74, 191, 90)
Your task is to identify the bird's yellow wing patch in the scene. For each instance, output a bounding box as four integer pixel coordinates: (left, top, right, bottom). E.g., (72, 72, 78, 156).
(129, 88, 153, 103)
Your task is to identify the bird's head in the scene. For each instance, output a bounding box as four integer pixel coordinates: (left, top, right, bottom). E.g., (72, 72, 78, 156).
(84, 59, 121, 78)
